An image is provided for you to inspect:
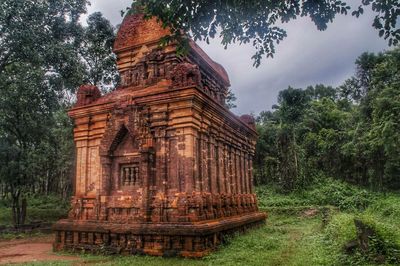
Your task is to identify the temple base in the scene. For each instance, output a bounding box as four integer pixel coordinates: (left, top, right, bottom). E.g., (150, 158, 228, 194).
(53, 212, 267, 258)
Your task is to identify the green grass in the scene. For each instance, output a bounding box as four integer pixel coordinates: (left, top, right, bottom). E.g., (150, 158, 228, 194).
(256, 178, 375, 211)
(0, 231, 49, 240)
(205, 213, 324, 266)
(16, 212, 328, 266)
(0, 194, 69, 227)
(4, 180, 400, 265)
(0, 194, 68, 241)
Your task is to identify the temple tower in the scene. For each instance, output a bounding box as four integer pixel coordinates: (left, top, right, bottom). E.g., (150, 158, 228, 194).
(53, 13, 266, 257)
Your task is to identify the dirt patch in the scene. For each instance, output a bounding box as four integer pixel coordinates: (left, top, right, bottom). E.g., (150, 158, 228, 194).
(301, 208, 319, 218)
(0, 235, 80, 265)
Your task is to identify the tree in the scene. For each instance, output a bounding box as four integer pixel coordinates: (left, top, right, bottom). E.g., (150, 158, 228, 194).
(254, 87, 311, 192)
(0, 1, 120, 227)
(305, 84, 337, 101)
(31, 109, 75, 198)
(254, 111, 280, 186)
(356, 48, 400, 188)
(254, 47, 400, 192)
(0, 0, 88, 89)
(276, 87, 311, 191)
(132, 0, 399, 66)
(0, 64, 58, 226)
(299, 98, 351, 181)
(78, 12, 118, 92)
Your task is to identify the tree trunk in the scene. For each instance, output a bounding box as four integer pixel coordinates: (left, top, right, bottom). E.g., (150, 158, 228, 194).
(20, 198, 27, 225)
(11, 191, 27, 228)
(293, 148, 298, 190)
(11, 194, 20, 228)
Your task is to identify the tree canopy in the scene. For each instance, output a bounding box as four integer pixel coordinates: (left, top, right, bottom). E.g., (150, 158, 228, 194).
(255, 47, 400, 192)
(77, 12, 118, 91)
(0, 0, 116, 227)
(133, 0, 399, 66)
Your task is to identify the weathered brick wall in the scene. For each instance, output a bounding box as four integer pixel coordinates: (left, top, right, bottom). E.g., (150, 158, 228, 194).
(54, 13, 265, 257)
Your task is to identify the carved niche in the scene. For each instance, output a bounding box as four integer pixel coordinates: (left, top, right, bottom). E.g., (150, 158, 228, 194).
(99, 105, 153, 195)
(171, 62, 202, 88)
(76, 85, 101, 107)
(119, 49, 173, 88)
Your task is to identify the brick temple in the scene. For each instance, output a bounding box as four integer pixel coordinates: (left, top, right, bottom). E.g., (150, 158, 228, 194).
(53, 13, 266, 257)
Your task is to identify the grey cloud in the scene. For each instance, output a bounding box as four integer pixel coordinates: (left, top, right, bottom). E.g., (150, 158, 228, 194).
(87, 0, 132, 25)
(87, 1, 389, 115)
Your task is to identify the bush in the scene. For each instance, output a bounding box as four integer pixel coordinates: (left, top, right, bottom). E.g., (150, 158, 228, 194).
(303, 179, 374, 211)
(319, 195, 400, 265)
(256, 178, 374, 211)
(324, 213, 357, 248)
(365, 195, 400, 223)
(0, 194, 69, 226)
(256, 186, 308, 209)
(357, 214, 400, 264)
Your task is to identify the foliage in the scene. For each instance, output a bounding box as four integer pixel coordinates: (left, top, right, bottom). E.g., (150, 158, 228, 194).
(365, 195, 400, 223)
(0, 0, 89, 90)
(0, 186, 397, 266)
(0, 1, 117, 227)
(255, 47, 400, 192)
(0, 2, 398, 265)
(0, 64, 59, 226)
(0, 207, 67, 227)
(304, 179, 373, 211)
(324, 213, 358, 247)
(320, 195, 400, 265)
(18, 212, 324, 266)
(131, 0, 399, 66)
(256, 186, 308, 209)
(78, 12, 118, 92)
(0, 194, 69, 226)
(257, 186, 400, 266)
(256, 178, 374, 211)
(225, 89, 237, 109)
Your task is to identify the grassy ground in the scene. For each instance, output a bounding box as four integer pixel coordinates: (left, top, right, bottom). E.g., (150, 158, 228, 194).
(18, 212, 328, 266)
(0, 194, 69, 227)
(0, 194, 68, 240)
(2, 179, 400, 265)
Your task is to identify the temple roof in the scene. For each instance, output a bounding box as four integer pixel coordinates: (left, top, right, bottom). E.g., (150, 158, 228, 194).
(188, 40, 230, 86)
(113, 14, 170, 52)
(113, 13, 230, 87)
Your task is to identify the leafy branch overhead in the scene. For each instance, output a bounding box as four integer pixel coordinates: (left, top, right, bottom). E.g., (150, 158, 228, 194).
(132, 0, 399, 67)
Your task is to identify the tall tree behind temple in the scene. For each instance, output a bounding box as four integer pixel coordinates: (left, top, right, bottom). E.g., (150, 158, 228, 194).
(254, 48, 400, 192)
(341, 48, 400, 188)
(0, 0, 89, 90)
(275, 87, 310, 191)
(0, 64, 58, 226)
(0, 0, 88, 227)
(0, 0, 117, 227)
(78, 12, 118, 92)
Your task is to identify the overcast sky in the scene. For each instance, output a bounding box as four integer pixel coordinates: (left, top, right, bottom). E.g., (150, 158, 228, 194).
(86, 1, 389, 115)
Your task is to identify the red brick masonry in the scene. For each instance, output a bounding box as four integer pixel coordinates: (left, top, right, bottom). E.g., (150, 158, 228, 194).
(53, 13, 266, 257)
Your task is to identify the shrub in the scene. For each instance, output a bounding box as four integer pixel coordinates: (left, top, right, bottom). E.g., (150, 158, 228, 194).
(301, 178, 374, 211)
(0, 194, 69, 226)
(324, 213, 357, 248)
(365, 195, 400, 223)
(256, 178, 375, 211)
(28, 194, 69, 210)
(321, 197, 400, 265)
(256, 186, 307, 209)
(356, 214, 400, 264)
